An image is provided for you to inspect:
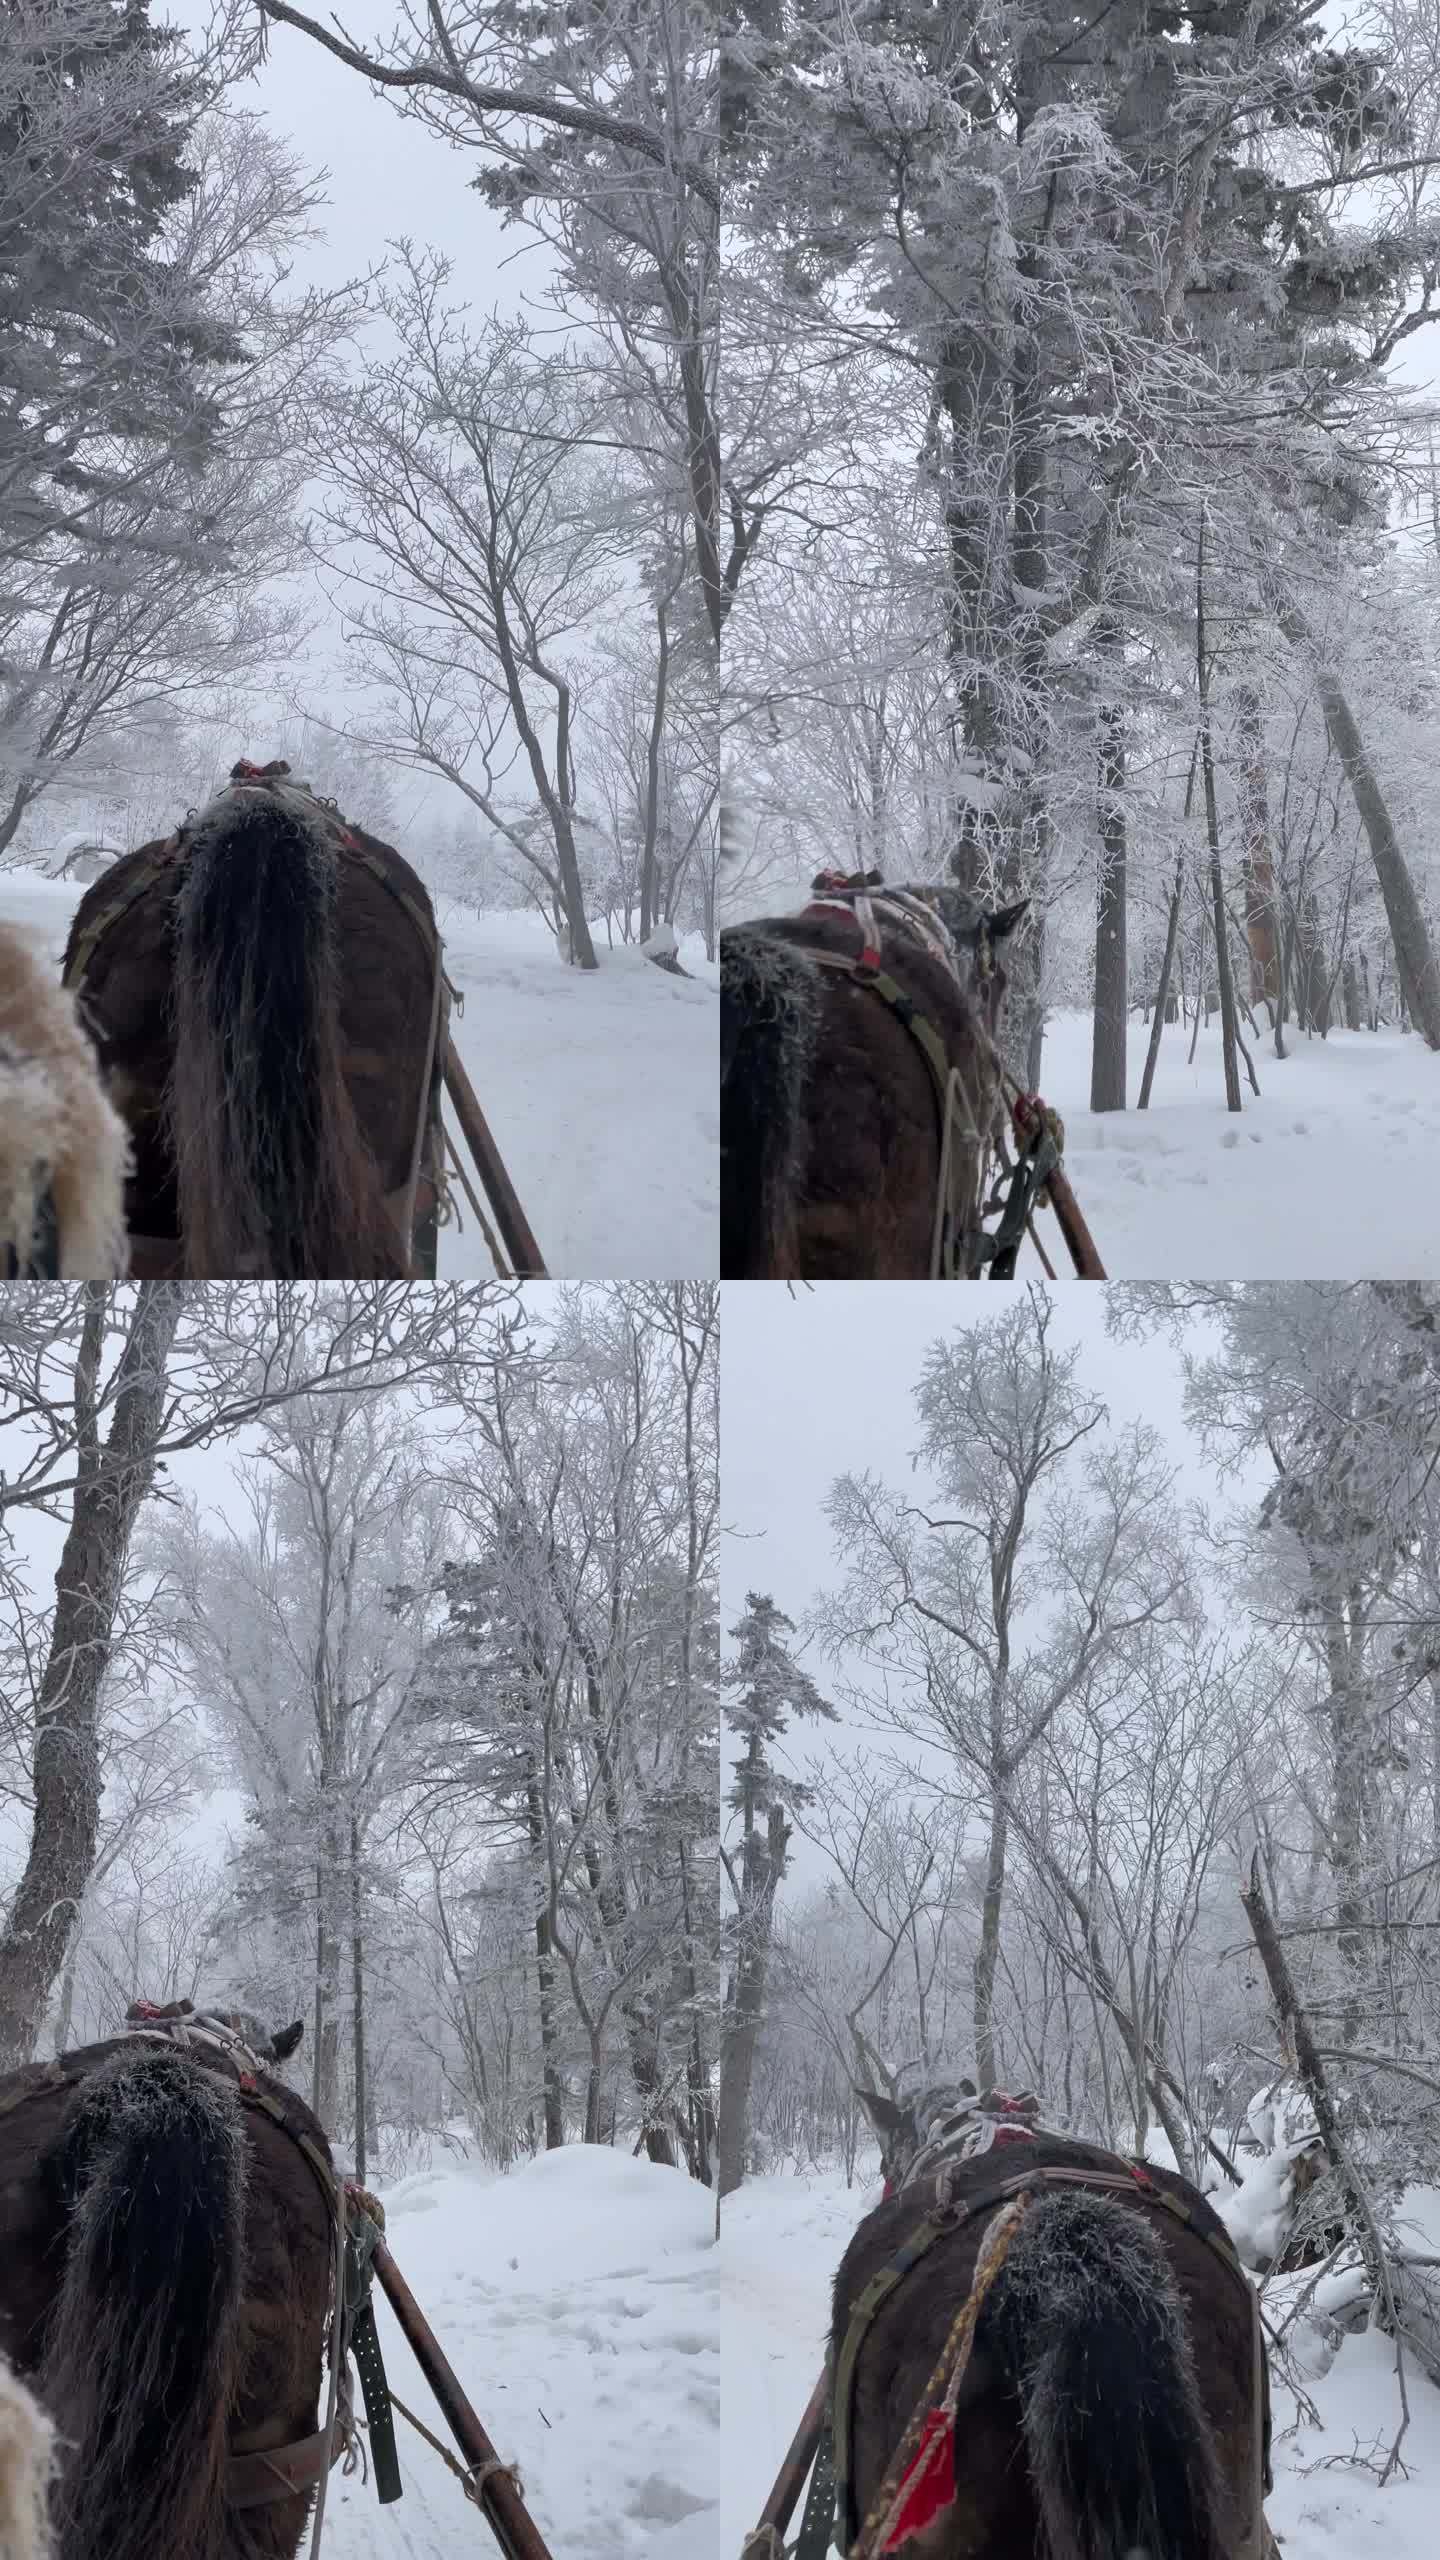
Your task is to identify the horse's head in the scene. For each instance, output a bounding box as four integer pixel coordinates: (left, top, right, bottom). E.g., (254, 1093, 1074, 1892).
(128, 1996, 305, 2067)
(208, 2007, 305, 2065)
(934, 894, 1030, 1038)
(855, 2078, 979, 2191)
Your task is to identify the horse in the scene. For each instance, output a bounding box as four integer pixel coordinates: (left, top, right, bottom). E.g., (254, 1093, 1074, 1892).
(61, 760, 446, 1279)
(720, 876, 1029, 1279)
(0, 922, 129, 1279)
(835, 2080, 1270, 2560)
(0, 2008, 336, 2560)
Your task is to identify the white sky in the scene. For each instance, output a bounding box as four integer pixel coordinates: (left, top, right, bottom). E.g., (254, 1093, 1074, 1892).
(720, 1283, 1229, 1634)
(719, 1283, 1272, 1885)
(145, 3, 555, 827)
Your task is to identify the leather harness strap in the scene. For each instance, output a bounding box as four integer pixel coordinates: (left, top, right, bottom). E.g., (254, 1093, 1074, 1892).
(228, 2426, 335, 2510)
(806, 949, 990, 1281)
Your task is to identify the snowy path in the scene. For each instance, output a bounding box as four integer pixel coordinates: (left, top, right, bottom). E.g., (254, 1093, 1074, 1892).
(1038, 1010, 1440, 1277)
(723, 2169, 1439, 2560)
(0, 872, 717, 1278)
(328, 2147, 718, 2560)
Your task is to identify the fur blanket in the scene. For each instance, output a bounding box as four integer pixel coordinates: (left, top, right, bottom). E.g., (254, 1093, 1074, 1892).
(0, 923, 129, 1277)
(0, 2352, 52, 2560)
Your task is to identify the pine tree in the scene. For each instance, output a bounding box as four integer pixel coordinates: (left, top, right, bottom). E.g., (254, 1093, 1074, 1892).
(719, 1592, 836, 2196)
(0, 0, 240, 572)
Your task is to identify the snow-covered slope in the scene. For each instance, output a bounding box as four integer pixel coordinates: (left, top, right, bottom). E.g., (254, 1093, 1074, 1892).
(329, 2146, 718, 2560)
(0, 870, 717, 1278)
(1040, 1009, 1440, 1278)
(722, 2168, 1439, 2560)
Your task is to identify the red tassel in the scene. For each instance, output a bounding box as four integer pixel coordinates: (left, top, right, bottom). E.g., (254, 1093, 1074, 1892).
(881, 2408, 956, 2551)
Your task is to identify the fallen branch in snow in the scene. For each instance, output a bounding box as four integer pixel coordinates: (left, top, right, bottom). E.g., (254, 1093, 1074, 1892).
(1240, 1853, 1414, 2481)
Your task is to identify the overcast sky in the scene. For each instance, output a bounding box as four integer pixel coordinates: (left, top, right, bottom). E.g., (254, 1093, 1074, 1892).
(718, 1282, 1272, 1885)
(146, 3, 552, 825)
(719, 1282, 1235, 1632)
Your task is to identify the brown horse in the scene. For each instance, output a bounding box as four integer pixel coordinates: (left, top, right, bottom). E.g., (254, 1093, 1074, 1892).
(62, 761, 445, 1278)
(0, 2019, 335, 2560)
(720, 881, 1028, 1279)
(837, 2084, 1268, 2560)
(0, 922, 129, 1279)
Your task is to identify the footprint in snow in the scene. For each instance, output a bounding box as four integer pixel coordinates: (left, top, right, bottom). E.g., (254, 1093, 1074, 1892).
(625, 2478, 717, 2525)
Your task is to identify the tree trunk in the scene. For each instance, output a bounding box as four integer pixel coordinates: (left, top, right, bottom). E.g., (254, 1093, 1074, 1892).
(52, 1937, 80, 2059)
(1234, 684, 1282, 1037)
(973, 1797, 1009, 2092)
(1272, 591, 1440, 1048)
(1138, 858, 1184, 1110)
(719, 1783, 786, 2199)
(1197, 516, 1243, 1113)
(0, 1285, 181, 2070)
(524, 1772, 566, 2148)
(1091, 674, 1127, 1112)
(351, 1810, 367, 2183)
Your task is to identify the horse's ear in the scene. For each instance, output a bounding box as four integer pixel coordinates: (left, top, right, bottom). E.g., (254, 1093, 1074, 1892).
(986, 899, 1030, 943)
(854, 2086, 906, 2139)
(269, 2020, 304, 2062)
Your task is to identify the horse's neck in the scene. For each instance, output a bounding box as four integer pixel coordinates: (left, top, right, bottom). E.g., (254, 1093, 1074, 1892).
(805, 885, 961, 987)
(904, 2090, 1042, 2187)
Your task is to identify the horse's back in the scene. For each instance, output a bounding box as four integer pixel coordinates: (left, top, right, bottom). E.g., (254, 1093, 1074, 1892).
(64, 818, 442, 1258)
(0, 2036, 332, 2391)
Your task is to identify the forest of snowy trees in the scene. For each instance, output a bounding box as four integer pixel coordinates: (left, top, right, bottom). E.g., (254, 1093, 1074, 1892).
(720, 0, 1440, 1098)
(722, 1283, 1440, 2428)
(0, 0, 718, 958)
(0, 1282, 718, 2182)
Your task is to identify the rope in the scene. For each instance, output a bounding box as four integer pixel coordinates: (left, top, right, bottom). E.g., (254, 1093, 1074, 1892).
(306, 2176, 348, 2560)
(388, 2389, 524, 2512)
(740, 2527, 788, 2560)
(850, 2195, 1030, 2560)
(928, 1066, 987, 1280)
(442, 1123, 512, 1279)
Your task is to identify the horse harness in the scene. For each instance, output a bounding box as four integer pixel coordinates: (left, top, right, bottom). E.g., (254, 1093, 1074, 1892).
(783, 2103, 1271, 2560)
(796, 877, 1063, 1281)
(0, 2011, 403, 2519)
(60, 764, 455, 1281)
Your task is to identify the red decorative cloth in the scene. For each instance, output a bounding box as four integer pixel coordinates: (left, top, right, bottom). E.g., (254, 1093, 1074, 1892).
(880, 2409, 956, 2551)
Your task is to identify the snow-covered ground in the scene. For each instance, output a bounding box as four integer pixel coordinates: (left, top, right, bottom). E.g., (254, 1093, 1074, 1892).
(0, 868, 717, 1278)
(723, 2168, 1439, 2560)
(328, 2145, 718, 2560)
(1037, 1009, 1440, 1277)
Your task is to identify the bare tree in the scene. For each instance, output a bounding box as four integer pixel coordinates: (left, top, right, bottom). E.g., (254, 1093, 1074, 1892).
(315, 277, 646, 965)
(821, 1288, 1191, 2089)
(0, 1282, 518, 2068)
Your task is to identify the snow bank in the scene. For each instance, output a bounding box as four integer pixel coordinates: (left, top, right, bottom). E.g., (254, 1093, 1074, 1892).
(0, 869, 717, 1278)
(723, 2166, 1440, 2560)
(1038, 1009, 1440, 1277)
(329, 2145, 717, 2560)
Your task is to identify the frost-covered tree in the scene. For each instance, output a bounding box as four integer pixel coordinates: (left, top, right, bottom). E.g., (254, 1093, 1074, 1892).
(146, 1385, 448, 2140)
(721, 0, 1440, 1063)
(1, 23, 338, 840)
(414, 1284, 720, 2172)
(719, 1591, 835, 2196)
(820, 1286, 1192, 2089)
